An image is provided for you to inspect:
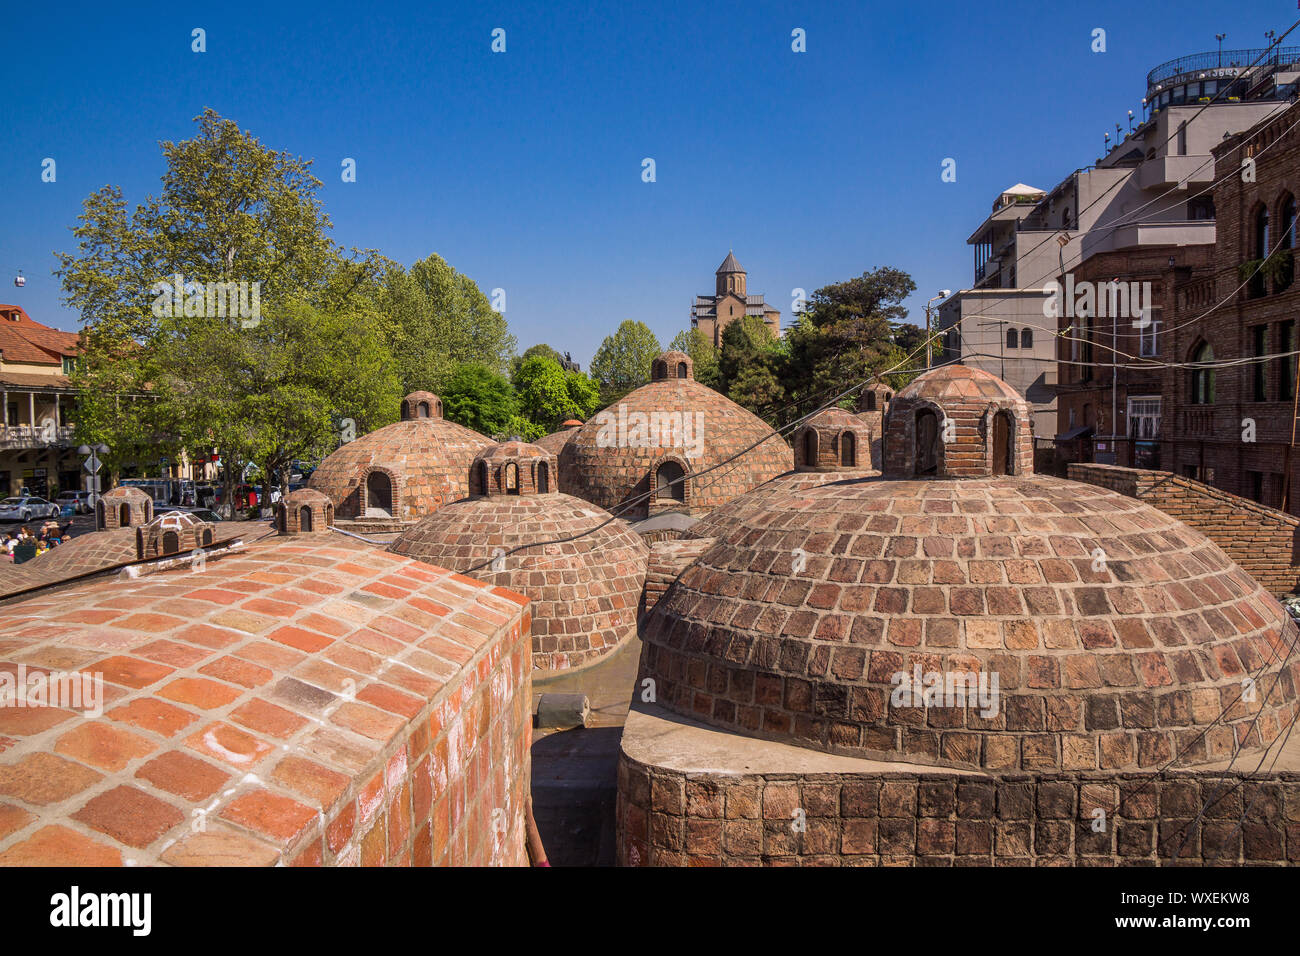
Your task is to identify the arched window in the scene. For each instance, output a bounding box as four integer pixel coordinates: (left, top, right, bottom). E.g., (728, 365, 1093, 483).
(537, 461, 549, 493)
(991, 411, 1013, 476)
(162, 531, 179, 554)
(95, 500, 105, 529)
(1190, 341, 1215, 404)
(1282, 195, 1297, 249)
(417, 402, 430, 418)
(1006, 328, 1019, 350)
(119, 503, 131, 527)
(865, 392, 877, 411)
(1256, 205, 1271, 259)
(505, 462, 519, 494)
(656, 460, 685, 501)
(914, 409, 939, 476)
(201, 529, 213, 546)
(477, 461, 489, 496)
(366, 470, 393, 515)
(1021, 328, 1033, 349)
(300, 507, 313, 532)
(677, 362, 688, 378)
(841, 431, 856, 467)
(803, 430, 818, 467)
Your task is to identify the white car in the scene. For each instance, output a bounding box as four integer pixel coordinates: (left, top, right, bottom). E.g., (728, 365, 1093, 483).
(0, 496, 61, 522)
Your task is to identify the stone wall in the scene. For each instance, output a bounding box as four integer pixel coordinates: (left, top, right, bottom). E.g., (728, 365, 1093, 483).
(617, 755, 1300, 866)
(1068, 463, 1300, 596)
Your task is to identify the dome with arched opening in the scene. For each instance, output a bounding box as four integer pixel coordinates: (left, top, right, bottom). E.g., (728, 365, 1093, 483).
(136, 510, 215, 559)
(559, 352, 792, 519)
(96, 486, 153, 531)
(308, 393, 493, 526)
(277, 488, 334, 535)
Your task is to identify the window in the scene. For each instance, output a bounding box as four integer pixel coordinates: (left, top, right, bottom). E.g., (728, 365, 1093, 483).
(656, 460, 685, 500)
(1081, 318, 1094, 367)
(504, 462, 519, 494)
(1281, 320, 1296, 401)
(162, 531, 179, 554)
(1190, 342, 1215, 404)
(840, 432, 856, 467)
(1021, 328, 1033, 349)
(1139, 314, 1158, 357)
(914, 409, 939, 476)
(676, 363, 688, 378)
(1256, 205, 1271, 259)
(537, 462, 549, 493)
(1282, 195, 1297, 250)
(1253, 326, 1268, 401)
(1006, 328, 1018, 350)
(1127, 397, 1161, 439)
(61, 356, 75, 375)
(803, 430, 818, 467)
(1189, 196, 1215, 220)
(1248, 471, 1265, 504)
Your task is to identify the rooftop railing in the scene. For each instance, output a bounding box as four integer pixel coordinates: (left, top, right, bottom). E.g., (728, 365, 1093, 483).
(1147, 47, 1300, 91)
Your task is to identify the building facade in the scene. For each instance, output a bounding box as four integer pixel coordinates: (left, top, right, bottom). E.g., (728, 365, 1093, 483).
(690, 251, 781, 346)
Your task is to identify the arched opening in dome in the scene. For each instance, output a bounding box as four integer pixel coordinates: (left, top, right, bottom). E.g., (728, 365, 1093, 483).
(201, 529, 213, 546)
(656, 460, 686, 501)
(477, 461, 489, 496)
(537, 461, 550, 493)
(991, 410, 1011, 476)
(144, 501, 152, 522)
(653, 360, 667, 380)
(301, 507, 313, 532)
(119, 503, 131, 527)
(865, 392, 877, 411)
(505, 462, 519, 495)
(677, 362, 688, 378)
(914, 409, 940, 476)
(366, 470, 393, 516)
(803, 430, 818, 467)
(417, 402, 430, 418)
(162, 531, 179, 554)
(325, 503, 334, 525)
(840, 431, 856, 467)
(95, 500, 105, 529)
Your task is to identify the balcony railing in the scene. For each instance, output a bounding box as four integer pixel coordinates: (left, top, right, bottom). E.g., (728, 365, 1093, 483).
(0, 425, 76, 450)
(1147, 47, 1300, 91)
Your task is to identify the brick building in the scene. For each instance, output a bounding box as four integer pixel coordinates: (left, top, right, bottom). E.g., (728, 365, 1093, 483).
(690, 252, 781, 346)
(1158, 103, 1300, 512)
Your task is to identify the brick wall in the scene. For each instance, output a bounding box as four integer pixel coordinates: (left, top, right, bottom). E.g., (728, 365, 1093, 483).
(617, 755, 1300, 865)
(1068, 463, 1300, 596)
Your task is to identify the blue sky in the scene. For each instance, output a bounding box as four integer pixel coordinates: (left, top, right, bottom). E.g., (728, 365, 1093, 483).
(0, 0, 1291, 366)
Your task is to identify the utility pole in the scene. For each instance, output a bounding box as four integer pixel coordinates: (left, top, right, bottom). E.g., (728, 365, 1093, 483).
(925, 291, 950, 368)
(1284, 342, 1300, 514)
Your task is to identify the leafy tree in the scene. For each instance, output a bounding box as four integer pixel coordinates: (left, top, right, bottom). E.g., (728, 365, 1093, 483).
(513, 355, 581, 431)
(891, 322, 927, 355)
(715, 316, 784, 415)
(510, 343, 565, 379)
(563, 368, 600, 421)
(668, 328, 719, 388)
(590, 320, 660, 405)
(54, 108, 387, 508)
(377, 253, 516, 393)
(440, 363, 517, 436)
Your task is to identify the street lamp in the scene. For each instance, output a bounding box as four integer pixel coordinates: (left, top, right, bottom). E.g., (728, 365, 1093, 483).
(926, 291, 951, 369)
(1216, 33, 1226, 68)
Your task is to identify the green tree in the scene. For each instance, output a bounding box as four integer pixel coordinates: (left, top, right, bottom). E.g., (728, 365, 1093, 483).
(510, 343, 565, 379)
(715, 316, 785, 415)
(377, 253, 516, 393)
(55, 108, 387, 508)
(668, 328, 720, 388)
(590, 320, 660, 405)
(440, 363, 517, 437)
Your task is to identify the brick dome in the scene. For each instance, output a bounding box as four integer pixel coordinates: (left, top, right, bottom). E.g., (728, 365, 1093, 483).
(559, 352, 793, 520)
(136, 510, 215, 559)
(390, 493, 648, 672)
(277, 488, 334, 535)
(793, 407, 878, 472)
(651, 351, 694, 381)
(884, 364, 1034, 479)
(400, 391, 444, 420)
(534, 425, 580, 457)
(470, 441, 557, 498)
(642, 473, 1300, 773)
(308, 401, 493, 523)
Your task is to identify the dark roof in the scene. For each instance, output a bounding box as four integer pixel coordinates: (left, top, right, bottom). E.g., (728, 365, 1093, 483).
(716, 251, 743, 275)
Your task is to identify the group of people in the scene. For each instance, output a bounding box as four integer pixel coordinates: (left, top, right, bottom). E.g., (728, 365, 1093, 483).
(3, 521, 66, 563)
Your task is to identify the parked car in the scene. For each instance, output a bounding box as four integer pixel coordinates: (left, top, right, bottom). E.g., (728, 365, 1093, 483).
(0, 496, 61, 522)
(55, 491, 94, 514)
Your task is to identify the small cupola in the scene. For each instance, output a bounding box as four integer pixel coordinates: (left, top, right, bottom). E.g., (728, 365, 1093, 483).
(401, 391, 443, 421)
(97, 487, 154, 531)
(471, 441, 558, 497)
(793, 407, 874, 472)
(277, 488, 334, 535)
(136, 511, 214, 559)
(651, 351, 694, 382)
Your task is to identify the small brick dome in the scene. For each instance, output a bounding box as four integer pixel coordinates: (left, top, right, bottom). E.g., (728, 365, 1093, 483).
(651, 351, 694, 381)
(96, 487, 153, 531)
(793, 407, 876, 471)
(308, 400, 493, 523)
(278, 488, 334, 535)
(390, 494, 648, 672)
(884, 364, 1033, 479)
(856, 382, 893, 414)
(470, 441, 558, 497)
(534, 425, 581, 457)
(559, 354, 793, 519)
(642, 473, 1300, 774)
(136, 510, 215, 559)
(401, 391, 444, 420)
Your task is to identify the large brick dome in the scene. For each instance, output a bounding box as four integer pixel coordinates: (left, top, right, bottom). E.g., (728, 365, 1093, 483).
(390, 442, 648, 672)
(642, 474, 1300, 773)
(559, 352, 792, 519)
(308, 393, 492, 524)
